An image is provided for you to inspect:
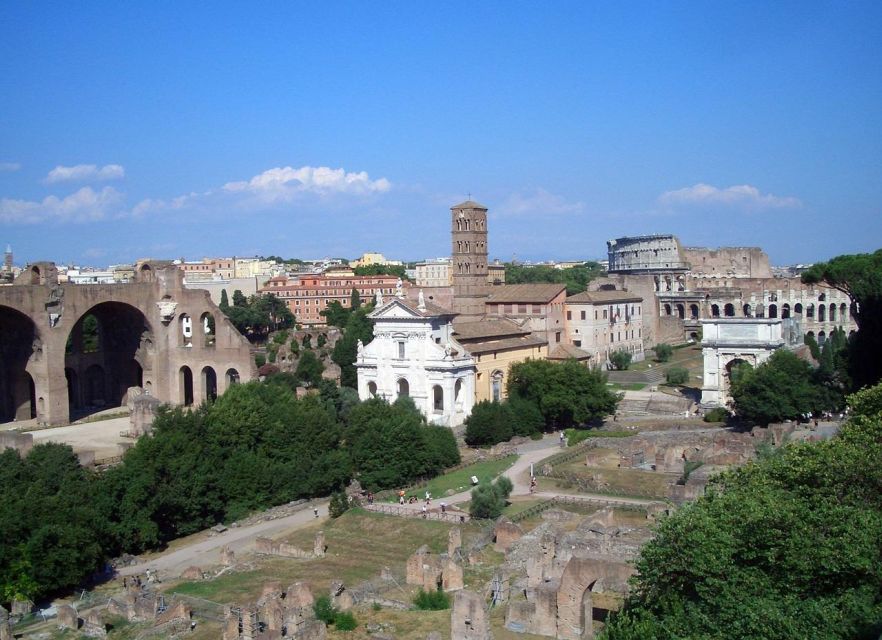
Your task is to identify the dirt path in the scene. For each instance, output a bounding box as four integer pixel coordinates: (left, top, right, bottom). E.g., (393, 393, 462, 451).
(118, 499, 330, 579)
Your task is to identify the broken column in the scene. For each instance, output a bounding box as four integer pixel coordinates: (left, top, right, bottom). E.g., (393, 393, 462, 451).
(443, 553, 464, 592)
(451, 590, 492, 640)
(448, 527, 462, 555)
(313, 530, 326, 557)
(220, 545, 235, 566)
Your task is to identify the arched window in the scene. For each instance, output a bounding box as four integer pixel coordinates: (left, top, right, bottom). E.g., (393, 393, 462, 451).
(663, 303, 672, 316)
(180, 314, 193, 347)
(676, 304, 685, 319)
(840, 303, 848, 320)
(818, 305, 826, 322)
(818, 330, 827, 345)
(367, 381, 377, 397)
(743, 304, 752, 317)
(397, 378, 409, 398)
(433, 385, 444, 412)
(689, 304, 699, 319)
(711, 304, 720, 318)
(781, 303, 790, 319)
(724, 303, 735, 317)
(768, 304, 778, 319)
(454, 379, 463, 405)
(795, 303, 803, 315)
(202, 366, 217, 402)
(829, 304, 836, 322)
(491, 370, 504, 402)
(201, 312, 215, 347)
(180, 366, 194, 406)
(226, 368, 240, 386)
(806, 304, 815, 320)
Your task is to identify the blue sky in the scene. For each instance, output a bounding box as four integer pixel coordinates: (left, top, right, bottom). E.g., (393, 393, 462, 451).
(1, 2, 880, 266)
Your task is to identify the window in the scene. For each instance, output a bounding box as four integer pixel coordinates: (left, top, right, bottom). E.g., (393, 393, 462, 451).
(397, 341, 405, 359)
(567, 310, 572, 320)
(518, 304, 527, 314)
(555, 332, 561, 343)
(532, 304, 541, 314)
(574, 340, 581, 347)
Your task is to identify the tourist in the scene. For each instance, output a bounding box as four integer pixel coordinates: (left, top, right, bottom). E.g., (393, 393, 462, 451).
(313, 507, 319, 518)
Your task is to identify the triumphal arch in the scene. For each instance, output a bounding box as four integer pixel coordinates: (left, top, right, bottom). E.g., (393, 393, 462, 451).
(699, 318, 786, 408)
(0, 261, 255, 426)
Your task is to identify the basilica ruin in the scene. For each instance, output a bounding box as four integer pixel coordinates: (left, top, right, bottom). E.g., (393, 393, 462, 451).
(0, 261, 255, 426)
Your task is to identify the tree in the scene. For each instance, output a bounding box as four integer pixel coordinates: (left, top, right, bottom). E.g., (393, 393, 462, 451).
(665, 367, 689, 385)
(295, 350, 324, 387)
(730, 350, 820, 425)
(504, 262, 605, 295)
(609, 350, 633, 371)
(350, 288, 361, 310)
(802, 249, 882, 388)
(601, 385, 882, 640)
(654, 344, 672, 363)
(232, 289, 248, 308)
(508, 359, 621, 429)
(469, 476, 514, 519)
(219, 289, 230, 313)
(465, 401, 514, 446)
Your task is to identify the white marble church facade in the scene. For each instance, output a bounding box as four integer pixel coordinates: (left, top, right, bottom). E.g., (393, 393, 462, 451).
(356, 294, 476, 427)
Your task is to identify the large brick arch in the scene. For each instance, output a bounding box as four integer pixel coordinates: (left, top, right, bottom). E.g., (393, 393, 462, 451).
(0, 264, 256, 425)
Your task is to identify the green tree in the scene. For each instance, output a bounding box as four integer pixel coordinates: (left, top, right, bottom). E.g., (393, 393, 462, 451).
(730, 350, 819, 425)
(504, 262, 605, 295)
(328, 491, 350, 518)
(508, 359, 620, 429)
(295, 349, 324, 387)
(464, 401, 514, 446)
(654, 344, 673, 363)
(601, 386, 882, 640)
(350, 288, 362, 310)
(802, 249, 882, 388)
(219, 289, 230, 313)
(609, 350, 633, 371)
(232, 289, 248, 307)
(665, 366, 689, 385)
(804, 332, 821, 360)
(469, 476, 514, 519)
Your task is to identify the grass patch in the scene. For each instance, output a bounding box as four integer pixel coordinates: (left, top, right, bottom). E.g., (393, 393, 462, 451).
(170, 510, 476, 604)
(403, 455, 517, 500)
(541, 459, 676, 499)
(606, 382, 647, 391)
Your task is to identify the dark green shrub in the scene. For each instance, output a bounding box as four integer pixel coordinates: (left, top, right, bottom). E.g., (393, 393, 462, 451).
(329, 491, 350, 518)
(255, 353, 266, 368)
(313, 596, 336, 624)
(666, 367, 689, 385)
(609, 349, 633, 371)
(654, 344, 673, 362)
(703, 407, 729, 423)
(334, 611, 358, 630)
(413, 587, 451, 610)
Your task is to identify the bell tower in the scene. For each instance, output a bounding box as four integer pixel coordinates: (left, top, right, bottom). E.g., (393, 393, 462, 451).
(451, 200, 489, 322)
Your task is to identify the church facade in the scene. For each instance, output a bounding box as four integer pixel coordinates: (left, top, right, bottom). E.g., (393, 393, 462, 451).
(355, 293, 475, 427)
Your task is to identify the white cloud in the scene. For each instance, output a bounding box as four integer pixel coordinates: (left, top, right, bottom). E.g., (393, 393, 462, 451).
(497, 188, 584, 216)
(658, 183, 801, 210)
(45, 163, 125, 184)
(0, 162, 21, 172)
(222, 165, 391, 201)
(0, 187, 124, 224)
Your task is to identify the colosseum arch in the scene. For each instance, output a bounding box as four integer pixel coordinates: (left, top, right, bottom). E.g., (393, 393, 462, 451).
(0, 306, 40, 422)
(64, 302, 153, 420)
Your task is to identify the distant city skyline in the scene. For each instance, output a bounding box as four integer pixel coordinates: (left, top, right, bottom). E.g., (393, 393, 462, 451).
(2, 2, 880, 266)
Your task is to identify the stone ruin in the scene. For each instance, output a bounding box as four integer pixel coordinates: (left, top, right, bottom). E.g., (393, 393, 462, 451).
(0, 431, 33, 457)
(222, 580, 324, 640)
(221, 545, 236, 566)
(128, 389, 162, 436)
(451, 590, 492, 640)
(0, 606, 10, 640)
(493, 517, 524, 552)
(254, 531, 326, 559)
(406, 528, 465, 593)
(497, 507, 652, 639)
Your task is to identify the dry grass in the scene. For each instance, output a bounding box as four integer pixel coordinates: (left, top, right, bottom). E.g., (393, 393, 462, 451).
(169, 509, 485, 605)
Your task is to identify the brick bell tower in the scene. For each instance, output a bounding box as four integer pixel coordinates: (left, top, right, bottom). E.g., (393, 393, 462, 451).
(451, 200, 489, 323)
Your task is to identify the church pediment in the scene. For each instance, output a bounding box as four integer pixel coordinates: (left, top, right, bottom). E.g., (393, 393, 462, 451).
(369, 298, 424, 319)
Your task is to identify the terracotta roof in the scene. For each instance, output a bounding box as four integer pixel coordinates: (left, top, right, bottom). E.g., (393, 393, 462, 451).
(567, 290, 642, 304)
(463, 334, 547, 355)
(453, 318, 529, 341)
(485, 283, 567, 304)
(451, 200, 488, 210)
(548, 344, 593, 361)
